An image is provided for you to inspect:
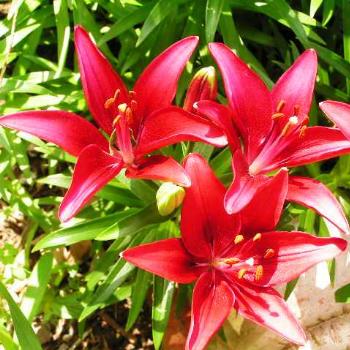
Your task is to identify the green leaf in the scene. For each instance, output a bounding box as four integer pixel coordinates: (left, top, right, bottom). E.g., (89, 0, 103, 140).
(335, 283, 350, 303)
(152, 277, 175, 350)
(126, 269, 152, 330)
(33, 210, 137, 250)
(20, 253, 53, 321)
(136, 0, 178, 47)
(322, 0, 335, 26)
(0, 282, 42, 350)
(205, 0, 225, 42)
(0, 324, 18, 350)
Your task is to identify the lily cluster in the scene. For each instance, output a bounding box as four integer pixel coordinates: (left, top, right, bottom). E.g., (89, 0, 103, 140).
(1, 26, 350, 350)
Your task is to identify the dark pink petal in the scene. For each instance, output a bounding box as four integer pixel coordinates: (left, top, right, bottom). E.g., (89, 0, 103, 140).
(225, 150, 270, 214)
(194, 100, 240, 150)
(209, 43, 272, 162)
(232, 284, 306, 345)
(272, 50, 317, 118)
(186, 272, 234, 350)
(134, 36, 199, 122)
(287, 176, 349, 235)
(0, 110, 108, 156)
(273, 126, 350, 169)
(237, 231, 347, 287)
(59, 145, 123, 222)
(241, 168, 288, 236)
(135, 106, 227, 156)
(320, 100, 350, 140)
(74, 26, 129, 135)
(122, 238, 198, 284)
(182, 154, 241, 259)
(126, 155, 191, 187)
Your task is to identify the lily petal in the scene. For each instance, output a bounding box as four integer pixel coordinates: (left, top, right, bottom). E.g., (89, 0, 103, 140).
(182, 154, 240, 259)
(209, 42, 272, 162)
(233, 284, 306, 345)
(59, 145, 123, 222)
(287, 176, 349, 235)
(238, 231, 347, 287)
(186, 272, 234, 350)
(74, 26, 129, 135)
(122, 238, 198, 284)
(320, 100, 350, 140)
(126, 155, 191, 187)
(272, 50, 317, 119)
(225, 150, 270, 214)
(0, 110, 108, 156)
(241, 168, 288, 236)
(134, 36, 199, 123)
(135, 106, 227, 156)
(194, 100, 240, 150)
(272, 126, 350, 169)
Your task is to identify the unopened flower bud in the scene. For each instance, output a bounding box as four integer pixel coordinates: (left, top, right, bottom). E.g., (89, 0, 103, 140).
(183, 66, 218, 113)
(156, 182, 185, 216)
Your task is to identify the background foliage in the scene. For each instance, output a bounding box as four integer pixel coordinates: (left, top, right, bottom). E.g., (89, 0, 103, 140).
(1, 0, 350, 349)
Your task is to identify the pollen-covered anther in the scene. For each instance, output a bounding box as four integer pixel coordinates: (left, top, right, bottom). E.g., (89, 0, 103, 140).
(253, 233, 262, 241)
(272, 112, 285, 119)
(224, 257, 240, 265)
(234, 234, 244, 244)
(238, 268, 247, 279)
(281, 116, 298, 136)
(118, 103, 128, 114)
(299, 125, 307, 138)
(104, 89, 120, 109)
(255, 265, 264, 281)
(264, 248, 275, 259)
(276, 100, 286, 113)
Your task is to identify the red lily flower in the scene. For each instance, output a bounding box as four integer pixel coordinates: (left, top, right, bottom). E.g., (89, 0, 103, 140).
(195, 44, 350, 234)
(122, 154, 347, 350)
(0, 26, 227, 222)
(320, 100, 350, 141)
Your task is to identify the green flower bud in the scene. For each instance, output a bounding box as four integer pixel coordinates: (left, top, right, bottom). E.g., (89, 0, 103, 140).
(156, 182, 185, 216)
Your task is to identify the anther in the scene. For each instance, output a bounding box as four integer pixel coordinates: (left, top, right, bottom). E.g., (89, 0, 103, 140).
(299, 125, 307, 138)
(255, 265, 264, 281)
(118, 103, 128, 114)
(276, 100, 286, 113)
(264, 248, 275, 259)
(281, 116, 298, 136)
(104, 89, 120, 109)
(234, 235, 244, 244)
(253, 233, 262, 242)
(272, 112, 285, 119)
(129, 90, 136, 99)
(294, 105, 300, 116)
(225, 257, 240, 265)
(238, 268, 247, 279)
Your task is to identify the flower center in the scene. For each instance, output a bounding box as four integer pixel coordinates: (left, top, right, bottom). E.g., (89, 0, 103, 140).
(248, 100, 309, 175)
(214, 233, 275, 282)
(104, 90, 138, 164)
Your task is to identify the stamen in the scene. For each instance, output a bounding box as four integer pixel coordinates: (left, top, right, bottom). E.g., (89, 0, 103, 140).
(294, 105, 300, 116)
(118, 103, 128, 114)
(255, 265, 264, 281)
(299, 125, 307, 138)
(125, 107, 133, 124)
(104, 89, 120, 109)
(109, 129, 117, 154)
(234, 234, 244, 244)
(276, 100, 286, 113)
(264, 248, 275, 259)
(130, 100, 138, 113)
(281, 116, 298, 137)
(238, 268, 247, 279)
(253, 233, 262, 242)
(113, 115, 121, 127)
(129, 90, 136, 99)
(225, 257, 240, 265)
(272, 112, 285, 119)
